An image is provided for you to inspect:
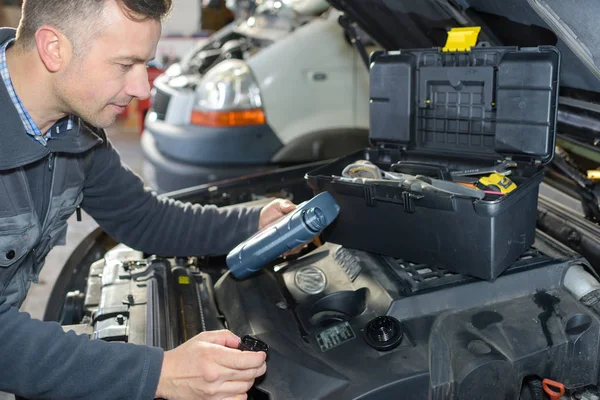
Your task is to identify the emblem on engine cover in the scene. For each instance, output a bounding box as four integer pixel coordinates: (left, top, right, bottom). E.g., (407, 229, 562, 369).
(294, 266, 327, 295)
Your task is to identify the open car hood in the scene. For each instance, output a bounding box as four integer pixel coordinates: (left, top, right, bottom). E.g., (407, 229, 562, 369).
(327, 0, 600, 95)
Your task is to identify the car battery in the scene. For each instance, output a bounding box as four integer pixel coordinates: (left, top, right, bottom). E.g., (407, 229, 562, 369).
(306, 31, 561, 280)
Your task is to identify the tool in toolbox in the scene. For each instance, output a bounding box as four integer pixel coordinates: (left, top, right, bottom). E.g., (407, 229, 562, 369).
(456, 181, 507, 196)
(476, 173, 518, 194)
(390, 162, 453, 180)
(386, 171, 488, 199)
(226, 191, 340, 279)
(340, 160, 489, 199)
(341, 160, 383, 179)
(390, 162, 508, 196)
(334, 175, 485, 199)
(450, 161, 518, 178)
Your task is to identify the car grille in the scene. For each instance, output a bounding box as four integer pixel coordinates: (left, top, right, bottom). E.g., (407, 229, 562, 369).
(151, 88, 171, 120)
(383, 248, 550, 295)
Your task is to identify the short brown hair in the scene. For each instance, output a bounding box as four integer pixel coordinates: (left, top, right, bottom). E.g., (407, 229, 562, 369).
(16, 0, 172, 50)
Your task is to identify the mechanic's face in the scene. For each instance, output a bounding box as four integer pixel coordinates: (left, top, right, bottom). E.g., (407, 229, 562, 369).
(56, 1, 161, 128)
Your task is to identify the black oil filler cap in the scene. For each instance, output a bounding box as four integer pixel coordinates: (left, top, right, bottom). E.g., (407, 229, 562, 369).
(364, 316, 404, 351)
(238, 335, 269, 357)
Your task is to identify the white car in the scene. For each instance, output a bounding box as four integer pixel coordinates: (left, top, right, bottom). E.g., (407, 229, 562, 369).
(141, 6, 374, 193)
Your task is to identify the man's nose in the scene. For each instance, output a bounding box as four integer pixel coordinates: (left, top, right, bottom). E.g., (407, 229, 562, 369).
(125, 65, 151, 101)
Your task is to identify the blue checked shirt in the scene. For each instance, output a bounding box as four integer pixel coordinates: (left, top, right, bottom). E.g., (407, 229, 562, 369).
(0, 38, 73, 146)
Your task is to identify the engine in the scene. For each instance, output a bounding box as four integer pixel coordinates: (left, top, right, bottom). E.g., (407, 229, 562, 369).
(64, 229, 600, 399)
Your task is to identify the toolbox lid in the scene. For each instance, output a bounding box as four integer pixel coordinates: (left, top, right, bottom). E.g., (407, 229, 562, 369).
(368, 38, 561, 165)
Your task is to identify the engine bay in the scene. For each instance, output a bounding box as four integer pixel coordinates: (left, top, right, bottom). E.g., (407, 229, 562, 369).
(61, 218, 600, 399)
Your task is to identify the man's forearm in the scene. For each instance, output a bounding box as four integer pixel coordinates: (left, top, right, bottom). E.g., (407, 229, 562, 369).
(0, 297, 163, 400)
(81, 134, 262, 257)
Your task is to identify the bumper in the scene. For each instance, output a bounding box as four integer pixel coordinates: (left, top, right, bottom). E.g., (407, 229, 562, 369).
(141, 130, 278, 193)
(144, 112, 282, 165)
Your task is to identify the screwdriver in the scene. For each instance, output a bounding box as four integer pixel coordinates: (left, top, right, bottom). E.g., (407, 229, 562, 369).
(451, 161, 517, 177)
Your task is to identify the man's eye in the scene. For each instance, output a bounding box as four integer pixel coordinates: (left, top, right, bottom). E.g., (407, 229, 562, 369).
(119, 64, 134, 71)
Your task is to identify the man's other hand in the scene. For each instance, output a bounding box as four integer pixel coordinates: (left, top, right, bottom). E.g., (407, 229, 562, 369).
(155, 330, 267, 400)
(258, 199, 296, 231)
(258, 199, 313, 256)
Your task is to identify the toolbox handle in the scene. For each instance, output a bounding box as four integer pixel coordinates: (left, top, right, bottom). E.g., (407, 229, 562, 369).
(366, 184, 423, 213)
(370, 185, 457, 212)
(329, 177, 457, 212)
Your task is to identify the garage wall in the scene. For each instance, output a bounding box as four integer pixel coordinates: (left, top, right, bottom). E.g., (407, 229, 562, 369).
(161, 0, 201, 36)
(0, 0, 22, 28)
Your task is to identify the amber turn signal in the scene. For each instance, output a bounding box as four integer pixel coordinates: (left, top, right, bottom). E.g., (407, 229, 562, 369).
(191, 109, 266, 127)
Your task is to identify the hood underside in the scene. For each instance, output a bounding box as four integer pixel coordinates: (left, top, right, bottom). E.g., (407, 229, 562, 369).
(327, 0, 600, 96)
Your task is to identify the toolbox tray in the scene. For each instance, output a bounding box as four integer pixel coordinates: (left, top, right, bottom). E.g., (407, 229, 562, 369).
(306, 43, 560, 281)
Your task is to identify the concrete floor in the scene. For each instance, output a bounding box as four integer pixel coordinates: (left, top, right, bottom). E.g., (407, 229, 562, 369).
(20, 122, 148, 320)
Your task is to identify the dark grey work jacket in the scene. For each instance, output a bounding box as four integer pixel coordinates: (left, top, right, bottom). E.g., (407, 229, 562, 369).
(0, 27, 261, 400)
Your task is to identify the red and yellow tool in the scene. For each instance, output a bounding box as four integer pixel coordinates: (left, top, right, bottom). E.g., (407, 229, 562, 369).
(476, 173, 517, 194)
(457, 182, 505, 196)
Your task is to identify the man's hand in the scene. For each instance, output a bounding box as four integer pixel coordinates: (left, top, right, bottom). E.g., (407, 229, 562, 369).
(258, 199, 313, 256)
(258, 199, 296, 231)
(155, 330, 267, 400)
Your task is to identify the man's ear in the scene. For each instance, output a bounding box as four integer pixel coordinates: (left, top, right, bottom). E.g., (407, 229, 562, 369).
(34, 25, 72, 73)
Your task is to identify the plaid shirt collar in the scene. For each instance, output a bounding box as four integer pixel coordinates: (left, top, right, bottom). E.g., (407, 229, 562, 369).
(0, 38, 73, 146)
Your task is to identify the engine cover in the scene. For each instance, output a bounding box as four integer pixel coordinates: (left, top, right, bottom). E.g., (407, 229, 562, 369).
(214, 232, 600, 399)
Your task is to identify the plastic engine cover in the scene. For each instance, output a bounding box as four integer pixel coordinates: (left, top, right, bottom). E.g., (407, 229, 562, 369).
(214, 232, 600, 399)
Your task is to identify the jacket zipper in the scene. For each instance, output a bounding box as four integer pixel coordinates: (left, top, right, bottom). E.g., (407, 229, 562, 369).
(32, 154, 57, 276)
(41, 154, 57, 231)
(31, 247, 37, 276)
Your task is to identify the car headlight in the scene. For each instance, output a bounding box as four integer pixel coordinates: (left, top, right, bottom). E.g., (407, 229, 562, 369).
(192, 59, 265, 127)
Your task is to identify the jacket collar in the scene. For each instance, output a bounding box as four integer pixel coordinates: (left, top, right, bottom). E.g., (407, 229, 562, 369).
(0, 28, 103, 171)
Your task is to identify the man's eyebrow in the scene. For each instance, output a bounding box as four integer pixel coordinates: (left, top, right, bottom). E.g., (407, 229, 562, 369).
(112, 56, 153, 64)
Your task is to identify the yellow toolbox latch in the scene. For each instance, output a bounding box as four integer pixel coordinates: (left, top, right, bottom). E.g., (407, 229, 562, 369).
(443, 26, 481, 52)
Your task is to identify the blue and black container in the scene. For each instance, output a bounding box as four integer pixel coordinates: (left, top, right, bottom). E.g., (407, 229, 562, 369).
(226, 192, 340, 279)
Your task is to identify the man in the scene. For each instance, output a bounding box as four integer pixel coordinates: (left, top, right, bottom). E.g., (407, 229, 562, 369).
(0, 0, 299, 399)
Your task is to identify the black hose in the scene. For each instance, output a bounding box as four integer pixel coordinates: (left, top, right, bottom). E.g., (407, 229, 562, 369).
(338, 15, 370, 69)
(520, 377, 545, 400)
(528, 379, 545, 400)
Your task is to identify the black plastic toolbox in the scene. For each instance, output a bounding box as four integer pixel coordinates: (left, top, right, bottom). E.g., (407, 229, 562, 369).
(306, 44, 560, 281)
